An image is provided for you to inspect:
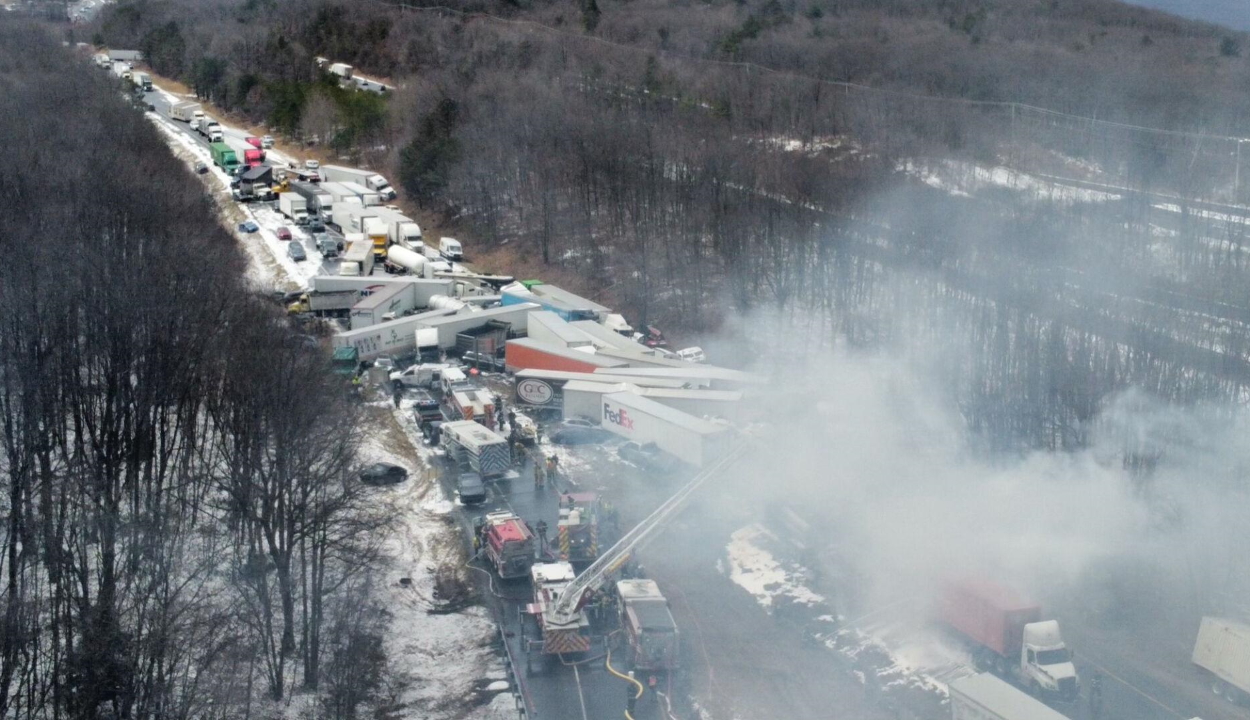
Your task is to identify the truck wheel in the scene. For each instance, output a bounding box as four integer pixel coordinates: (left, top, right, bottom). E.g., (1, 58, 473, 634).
(1029, 681, 1041, 698)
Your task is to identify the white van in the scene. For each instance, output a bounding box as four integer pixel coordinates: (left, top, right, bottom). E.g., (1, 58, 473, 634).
(676, 347, 707, 363)
(439, 237, 463, 261)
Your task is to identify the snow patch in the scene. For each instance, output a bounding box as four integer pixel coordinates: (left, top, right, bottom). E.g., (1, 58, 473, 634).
(724, 524, 825, 610)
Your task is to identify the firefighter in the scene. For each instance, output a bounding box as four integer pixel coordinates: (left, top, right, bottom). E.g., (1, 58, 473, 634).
(1088, 671, 1104, 719)
(513, 440, 526, 466)
(472, 533, 481, 555)
(534, 459, 546, 490)
(507, 409, 517, 428)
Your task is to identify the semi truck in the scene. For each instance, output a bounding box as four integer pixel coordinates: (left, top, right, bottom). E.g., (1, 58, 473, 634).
(349, 282, 421, 330)
(289, 181, 334, 221)
(279, 193, 309, 225)
(209, 142, 241, 175)
(169, 101, 201, 122)
(335, 180, 380, 207)
(478, 511, 535, 579)
(132, 71, 152, 91)
(1192, 616, 1250, 703)
(340, 241, 374, 277)
(287, 290, 358, 317)
(328, 62, 354, 80)
(938, 578, 1079, 703)
(319, 165, 397, 199)
(362, 216, 389, 260)
(440, 419, 510, 478)
(948, 672, 1071, 720)
(385, 245, 429, 276)
(616, 579, 680, 674)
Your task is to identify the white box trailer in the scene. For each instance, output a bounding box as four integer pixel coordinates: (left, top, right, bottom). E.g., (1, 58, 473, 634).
(311, 275, 452, 298)
(370, 206, 422, 249)
(289, 181, 334, 219)
(331, 204, 375, 234)
(321, 182, 365, 207)
(563, 381, 636, 421)
(338, 181, 381, 206)
(570, 320, 647, 351)
(513, 369, 688, 414)
(1193, 617, 1250, 701)
(418, 303, 541, 350)
(594, 366, 766, 389)
(320, 165, 397, 199)
(341, 241, 374, 277)
(279, 193, 308, 224)
(527, 311, 595, 350)
(599, 392, 733, 468)
(948, 673, 1069, 720)
(597, 345, 691, 369)
(333, 308, 458, 361)
(350, 282, 425, 330)
(639, 388, 743, 421)
(169, 101, 201, 122)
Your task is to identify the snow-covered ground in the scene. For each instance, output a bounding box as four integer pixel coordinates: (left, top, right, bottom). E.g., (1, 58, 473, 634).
(722, 523, 825, 610)
(903, 159, 1123, 203)
(722, 521, 969, 714)
(357, 431, 512, 719)
(147, 93, 516, 718)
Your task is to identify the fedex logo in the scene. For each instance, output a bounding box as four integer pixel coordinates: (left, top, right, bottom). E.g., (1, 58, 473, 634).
(604, 404, 634, 430)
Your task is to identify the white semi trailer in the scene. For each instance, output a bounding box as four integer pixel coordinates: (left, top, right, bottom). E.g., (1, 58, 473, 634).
(1193, 616, 1250, 703)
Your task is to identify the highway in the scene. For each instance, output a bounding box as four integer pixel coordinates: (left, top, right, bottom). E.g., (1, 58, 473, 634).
(141, 85, 349, 280)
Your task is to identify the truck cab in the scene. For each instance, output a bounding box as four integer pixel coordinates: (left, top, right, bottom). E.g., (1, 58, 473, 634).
(1020, 621, 1078, 701)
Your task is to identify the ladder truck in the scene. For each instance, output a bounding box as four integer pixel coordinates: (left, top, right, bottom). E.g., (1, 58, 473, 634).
(520, 443, 748, 673)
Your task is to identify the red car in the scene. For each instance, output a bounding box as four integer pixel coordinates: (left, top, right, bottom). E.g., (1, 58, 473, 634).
(276, 226, 292, 241)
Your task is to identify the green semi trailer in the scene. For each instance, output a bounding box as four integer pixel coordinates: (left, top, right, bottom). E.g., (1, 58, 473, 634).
(209, 142, 240, 175)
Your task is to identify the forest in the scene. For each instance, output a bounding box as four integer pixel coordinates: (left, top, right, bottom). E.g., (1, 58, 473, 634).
(0, 0, 1243, 715)
(0, 19, 389, 720)
(82, 0, 1250, 453)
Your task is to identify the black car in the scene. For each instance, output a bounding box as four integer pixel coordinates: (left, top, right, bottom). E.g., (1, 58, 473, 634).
(360, 462, 408, 486)
(456, 472, 487, 505)
(550, 425, 613, 445)
(194, 161, 209, 174)
(618, 441, 680, 475)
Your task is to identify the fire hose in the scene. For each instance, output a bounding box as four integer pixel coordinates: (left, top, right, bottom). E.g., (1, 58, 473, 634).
(605, 647, 645, 720)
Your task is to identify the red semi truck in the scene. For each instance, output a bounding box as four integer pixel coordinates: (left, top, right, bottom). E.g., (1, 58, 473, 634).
(938, 578, 1079, 702)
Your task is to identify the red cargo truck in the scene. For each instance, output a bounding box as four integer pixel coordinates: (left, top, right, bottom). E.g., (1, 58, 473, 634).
(244, 148, 264, 167)
(938, 577, 1079, 702)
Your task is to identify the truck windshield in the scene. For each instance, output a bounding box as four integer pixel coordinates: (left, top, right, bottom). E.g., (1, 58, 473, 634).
(1036, 648, 1070, 665)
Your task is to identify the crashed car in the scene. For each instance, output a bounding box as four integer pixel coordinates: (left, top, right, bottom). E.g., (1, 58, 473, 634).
(549, 424, 613, 445)
(359, 462, 408, 486)
(618, 441, 680, 475)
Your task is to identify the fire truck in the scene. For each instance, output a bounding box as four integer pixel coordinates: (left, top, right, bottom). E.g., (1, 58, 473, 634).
(480, 511, 535, 579)
(616, 579, 679, 673)
(521, 444, 746, 678)
(522, 562, 593, 670)
(557, 492, 600, 563)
